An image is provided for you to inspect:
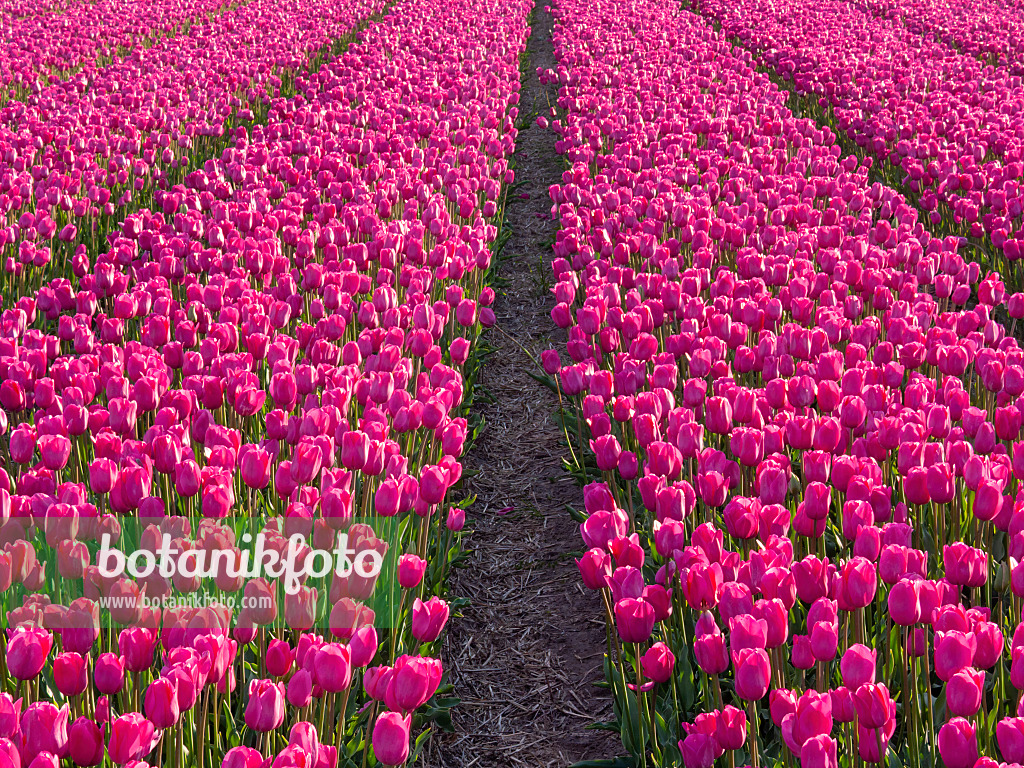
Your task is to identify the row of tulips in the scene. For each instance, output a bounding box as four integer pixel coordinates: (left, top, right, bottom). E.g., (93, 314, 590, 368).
(0, 0, 529, 766)
(696, 0, 1024, 291)
(0, 0, 385, 292)
(848, 0, 1024, 71)
(0, 0, 80, 21)
(544, 0, 1024, 765)
(0, 0, 233, 102)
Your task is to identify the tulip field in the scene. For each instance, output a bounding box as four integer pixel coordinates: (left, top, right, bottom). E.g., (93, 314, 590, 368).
(0, 0, 524, 762)
(4, 0, 1024, 762)
(701, 0, 1024, 282)
(544, 0, 1024, 763)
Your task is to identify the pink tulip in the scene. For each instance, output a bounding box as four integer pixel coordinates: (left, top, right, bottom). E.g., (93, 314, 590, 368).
(372, 712, 411, 766)
(244, 680, 285, 732)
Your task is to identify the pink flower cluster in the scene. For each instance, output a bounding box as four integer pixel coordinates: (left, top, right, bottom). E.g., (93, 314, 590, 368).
(0, 0, 529, 765)
(0, 0, 384, 287)
(545, 0, 1024, 764)
(850, 0, 1024, 71)
(0, 0, 80, 21)
(0, 0, 232, 98)
(701, 0, 1024, 268)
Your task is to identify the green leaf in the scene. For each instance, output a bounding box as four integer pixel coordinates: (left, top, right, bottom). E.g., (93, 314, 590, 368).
(678, 666, 696, 712)
(454, 493, 477, 509)
(528, 370, 558, 391)
(408, 728, 433, 762)
(566, 503, 587, 523)
(586, 720, 623, 733)
(447, 596, 472, 610)
(568, 759, 635, 768)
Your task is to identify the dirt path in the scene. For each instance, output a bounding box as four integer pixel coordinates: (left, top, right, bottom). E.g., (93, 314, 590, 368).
(434, 4, 619, 767)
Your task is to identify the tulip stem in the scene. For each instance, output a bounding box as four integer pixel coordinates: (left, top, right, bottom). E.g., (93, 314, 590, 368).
(360, 701, 377, 768)
(197, 688, 209, 768)
(613, 644, 636, 762)
(600, 588, 622, 663)
(902, 630, 919, 768)
(335, 687, 352, 752)
(922, 645, 937, 766)
(630, 645, 649, 766)
(746, 699, 760, 768)
(551, 378, 583, 471)
(214, 690, 221, 757)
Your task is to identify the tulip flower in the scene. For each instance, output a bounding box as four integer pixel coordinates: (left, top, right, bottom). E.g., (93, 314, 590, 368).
(245, 680, 286, 732)
(840, 645, 876, 689)
(144, 676, 180, 729)
(938, 718, 979, 768)
(614, 598, 656, 643)
(801, 734, 838, 768)
(384, 655, 442, 713)
(411, 597, 450, 643)
(792, 690, 832, 748)
(853, 683, 892, 729)
(935, 631, 978, 681)
(733, 648, 771, 701)
(997, 718, 1024, 763)
(20, 702, 69, 764)
(679, 730, 718, 768)
(0, 694, 19, 740)
(68, 717, 104, 767)
(640, 642, 676, 684)
(287, 670, 314, 709)
(7, 626, 53, 681)
(397, 554, 428, 589)
(372, 712, 411, 766)
(312, 644, 352, 693)
(107, 713, 155, 765)
(53, 652, 89, 698)
(266, 640, 295, 678)
(947, 667, 985, 717)
(223, 747, 265, 768)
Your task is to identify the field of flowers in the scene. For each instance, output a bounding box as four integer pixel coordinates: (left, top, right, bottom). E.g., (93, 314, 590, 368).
(0, 0, 526, 762)
(700, 0, 1024, 289)
(3, 0, 1024, 764)
(544, 0, 1024, 765)
(849, 0, 1024, 71)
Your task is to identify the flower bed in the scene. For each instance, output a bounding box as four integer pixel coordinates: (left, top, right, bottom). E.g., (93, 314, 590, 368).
(545, 0, 1024, 764)
(700, 0, 1024, 290)
(0, 0, 528, 764)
